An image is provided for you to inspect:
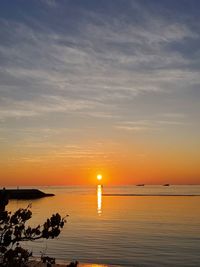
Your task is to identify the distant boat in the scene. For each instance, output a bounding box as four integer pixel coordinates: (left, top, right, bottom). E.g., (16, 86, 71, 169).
(136, 184, 145, 186)
(163, 184, 170, 186)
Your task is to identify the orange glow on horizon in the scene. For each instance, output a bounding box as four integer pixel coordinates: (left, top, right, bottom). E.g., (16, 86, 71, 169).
(0, 144, 200, 186)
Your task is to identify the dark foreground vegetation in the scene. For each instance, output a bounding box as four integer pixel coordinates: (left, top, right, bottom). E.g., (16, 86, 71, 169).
(0, 188, 77, 267)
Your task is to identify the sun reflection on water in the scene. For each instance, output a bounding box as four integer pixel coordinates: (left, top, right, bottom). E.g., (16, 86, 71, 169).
(97, 184, 102, 215)
(81, 264, 109, 267)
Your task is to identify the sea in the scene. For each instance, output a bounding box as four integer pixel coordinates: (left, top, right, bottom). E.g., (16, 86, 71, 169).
(7, 185, 200, 267)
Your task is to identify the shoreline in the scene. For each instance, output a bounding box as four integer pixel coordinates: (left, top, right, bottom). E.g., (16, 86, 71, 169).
(28, 260, 116, 267)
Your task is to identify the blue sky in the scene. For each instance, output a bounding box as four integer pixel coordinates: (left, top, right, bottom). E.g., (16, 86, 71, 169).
(0, 0, 200, 184)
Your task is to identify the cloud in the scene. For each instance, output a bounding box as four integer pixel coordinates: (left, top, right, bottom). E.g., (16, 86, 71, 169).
(0, 0, 199, 134)
(116, 125, 150, 132)
(39, 0, 58, 8)
(115, 115, 187, 132)
(0, 94, 96, 120)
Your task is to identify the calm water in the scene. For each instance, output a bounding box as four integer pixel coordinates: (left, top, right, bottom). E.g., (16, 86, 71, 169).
(7, 185, 200, 267)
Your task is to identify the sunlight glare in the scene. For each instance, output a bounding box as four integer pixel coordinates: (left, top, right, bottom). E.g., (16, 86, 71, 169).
(97, 174, 102, 181)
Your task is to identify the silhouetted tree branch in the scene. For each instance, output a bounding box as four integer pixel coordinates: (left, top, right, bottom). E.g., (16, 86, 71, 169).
(0, 191, 67, 267)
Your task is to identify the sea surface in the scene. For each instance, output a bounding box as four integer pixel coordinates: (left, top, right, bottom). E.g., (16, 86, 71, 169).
(7, 185, 200, 267)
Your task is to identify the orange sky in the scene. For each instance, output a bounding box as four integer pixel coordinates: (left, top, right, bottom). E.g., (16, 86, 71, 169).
(0, 136, 199, 186)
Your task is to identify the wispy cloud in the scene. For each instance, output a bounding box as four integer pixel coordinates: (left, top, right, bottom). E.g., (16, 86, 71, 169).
(0, 0, 200, 157)
(115, 115, 187, 132)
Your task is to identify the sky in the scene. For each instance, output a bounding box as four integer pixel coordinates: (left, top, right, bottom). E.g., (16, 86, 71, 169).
(0, 0, 200, 186)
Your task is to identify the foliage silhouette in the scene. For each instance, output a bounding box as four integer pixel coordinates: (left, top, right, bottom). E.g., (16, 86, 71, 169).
(0, 191, 67, 267)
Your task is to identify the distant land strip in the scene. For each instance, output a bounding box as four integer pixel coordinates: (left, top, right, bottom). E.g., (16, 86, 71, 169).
(0, 189, 54, 199)
(102, 194, 200, 197)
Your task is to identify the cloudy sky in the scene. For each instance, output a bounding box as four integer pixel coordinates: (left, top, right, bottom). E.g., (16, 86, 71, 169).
(0, 0, 200, 185)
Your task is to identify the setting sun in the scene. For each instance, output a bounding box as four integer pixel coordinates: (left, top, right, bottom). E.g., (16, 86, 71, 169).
(97, 174, 102, 181)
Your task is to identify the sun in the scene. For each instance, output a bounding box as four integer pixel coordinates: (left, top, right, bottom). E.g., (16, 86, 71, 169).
(97, 174, 102, 181)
